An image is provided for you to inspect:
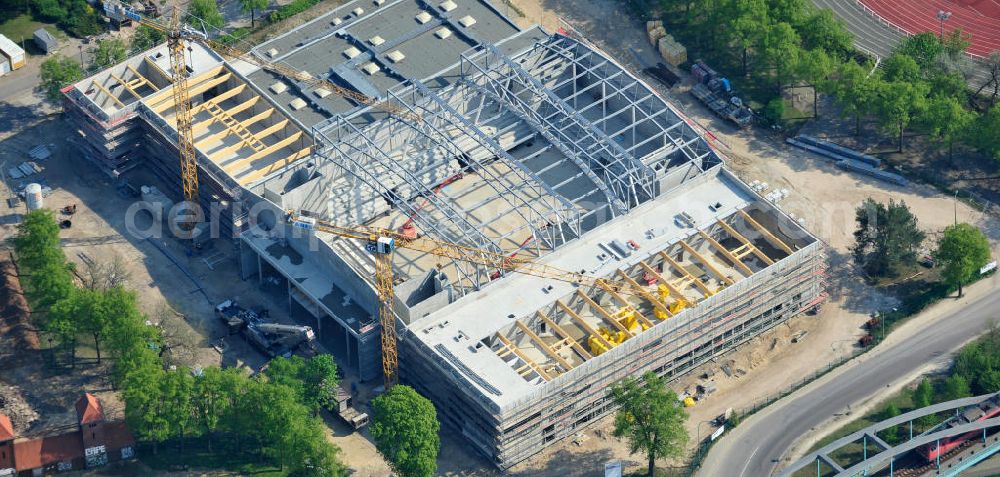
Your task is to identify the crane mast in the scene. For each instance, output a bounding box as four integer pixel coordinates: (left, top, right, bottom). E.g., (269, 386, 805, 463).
(288, 213, 644, 389)
(166, 7, 199, 206)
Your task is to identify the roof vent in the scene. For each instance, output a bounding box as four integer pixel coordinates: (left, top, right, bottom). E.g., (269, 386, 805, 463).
(269, 82, 288, 94)
(352, 7, 364, 16)
(360, 62, 381, 75)
(439, 0, 457, 12)
(458, 15, 476, 27)
(331, 17, 343, 26)
(434, 27, 452, 39)
(415, 11, 432, 24)
(266, 48, 279, 58)
(386, 50, 405, 63)
(314, 88, 332, 98)
(289, 98, 307, 110)
(343, 46, 361, 59)
(369, 35, 385, 46)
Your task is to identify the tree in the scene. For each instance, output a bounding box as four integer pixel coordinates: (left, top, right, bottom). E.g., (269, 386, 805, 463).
(371, 385, 440, 477)
(874, 80, 929, 152)
(765, 0, 808, 27)
(971, 104, 1000, 161)
(913, 377, 936, 427)
(188, 0, 225, 30)
(131, 25, 166, 54)
(882, 53, 920, 83)
(160, 367, 196, 452)
(829, 60, 881, 135)
(941, 374, 972, 401)
(921, 95, 975, 159)
(941, 28, 971, 59)
(301, 354, 340, 414)
(799, 9, 853, 59)
(895, 33, 944, 71)
(39, 55, 84, 103)
(852, 198, 925, 278)
(882, 403, 901, 444)
(973, 52, 1000, 109)
(727, 0, 769, 76)
(762, 22, 801, 90)
(610, 372, 689, 477)
(934, 223, 991, 297)
(240, 0, 269, 28)
(264, 354, 340, 415)
(90, 37, 127, 69)
(795, 48, 835, 117)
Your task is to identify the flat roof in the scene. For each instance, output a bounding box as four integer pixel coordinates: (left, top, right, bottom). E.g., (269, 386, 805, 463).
(0, 34, 24, 58)
(406, 167, 813, 408)
(248, 0, 520, 128)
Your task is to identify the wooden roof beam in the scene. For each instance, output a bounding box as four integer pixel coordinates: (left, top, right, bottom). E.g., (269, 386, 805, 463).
(614, 270, 672, 318)
(697, 230, 753, 276)
(194, 84, 247, 113)
(536, 310, 591, 361)
(195, 107, 271, 147)
(638, 261, 688, 302)
(192, 97, 262, 135)
(237, 146, 312, 185)
(146, 65, 225, 109)
(556, 299, 613, 349)
(717, 219, 774, 266)
(222, 131, 303, 172)
(150, 72, 232, 114)
(125, 63, 158, 91)
(680, 238, 735, 285)
(91, 80, 125, 108)
(576, 290, 633, 337)
(495, 332, 551, 381)
(514, 320, 574, 371)
(738, 209, 794, 255)
(659, 250, 713, 295)
(596, 281, 655, 329)
(109, 73, 143, 100)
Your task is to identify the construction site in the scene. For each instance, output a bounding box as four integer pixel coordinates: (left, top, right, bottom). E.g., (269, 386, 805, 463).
(59, 0, 827, 469)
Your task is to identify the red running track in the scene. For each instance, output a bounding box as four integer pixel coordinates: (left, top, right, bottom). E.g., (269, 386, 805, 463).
(859, 0, 1000, 57)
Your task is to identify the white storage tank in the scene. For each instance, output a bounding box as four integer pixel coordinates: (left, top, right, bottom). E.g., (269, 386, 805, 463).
(25, 183, 43, 211)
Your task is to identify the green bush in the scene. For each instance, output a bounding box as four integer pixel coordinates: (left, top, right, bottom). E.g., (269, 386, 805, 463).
(763, 98, 785, 124)
(268, 0, 322, 23)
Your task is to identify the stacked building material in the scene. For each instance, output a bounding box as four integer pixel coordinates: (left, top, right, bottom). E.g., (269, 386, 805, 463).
(657, 35, 687, 66)
(785, 135, 907, 186)
(646, 20, 666, 45)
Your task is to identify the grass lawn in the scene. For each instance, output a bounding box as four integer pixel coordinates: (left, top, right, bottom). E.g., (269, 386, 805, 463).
(0, 14, 67, 52)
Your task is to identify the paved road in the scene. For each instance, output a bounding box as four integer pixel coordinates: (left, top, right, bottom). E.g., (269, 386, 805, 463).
(698, 282, 1000, 477)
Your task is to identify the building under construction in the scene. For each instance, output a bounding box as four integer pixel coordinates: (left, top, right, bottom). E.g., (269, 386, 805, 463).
(63, 0, 826, 468)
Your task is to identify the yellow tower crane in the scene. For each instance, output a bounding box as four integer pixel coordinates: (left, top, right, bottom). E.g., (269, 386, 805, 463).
(287, 212, 658, 388)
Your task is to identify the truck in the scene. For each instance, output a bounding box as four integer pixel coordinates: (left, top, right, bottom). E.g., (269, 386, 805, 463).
(332, 384, 369, 430)
(689, 60, 753, 128)
(215, 300, 316, 358)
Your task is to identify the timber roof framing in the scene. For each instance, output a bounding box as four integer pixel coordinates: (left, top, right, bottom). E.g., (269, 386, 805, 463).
(738, 209, 794, 255)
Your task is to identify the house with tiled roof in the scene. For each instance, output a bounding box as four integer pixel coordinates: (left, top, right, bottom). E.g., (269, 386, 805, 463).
(0, 393, 135, 476)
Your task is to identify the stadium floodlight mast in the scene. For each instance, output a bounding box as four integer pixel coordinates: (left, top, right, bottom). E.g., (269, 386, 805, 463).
(937, 10, 952, 39)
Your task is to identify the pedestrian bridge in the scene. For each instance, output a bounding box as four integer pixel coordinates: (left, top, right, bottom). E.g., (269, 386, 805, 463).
(776, 392, 1000, 477)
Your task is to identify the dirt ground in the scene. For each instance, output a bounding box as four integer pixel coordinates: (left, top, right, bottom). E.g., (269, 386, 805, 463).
(423, 1, 1000, 476)
(2, 1, 998, 476)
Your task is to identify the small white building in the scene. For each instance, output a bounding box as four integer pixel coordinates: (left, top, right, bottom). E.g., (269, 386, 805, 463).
(0, 34, 25, 76)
